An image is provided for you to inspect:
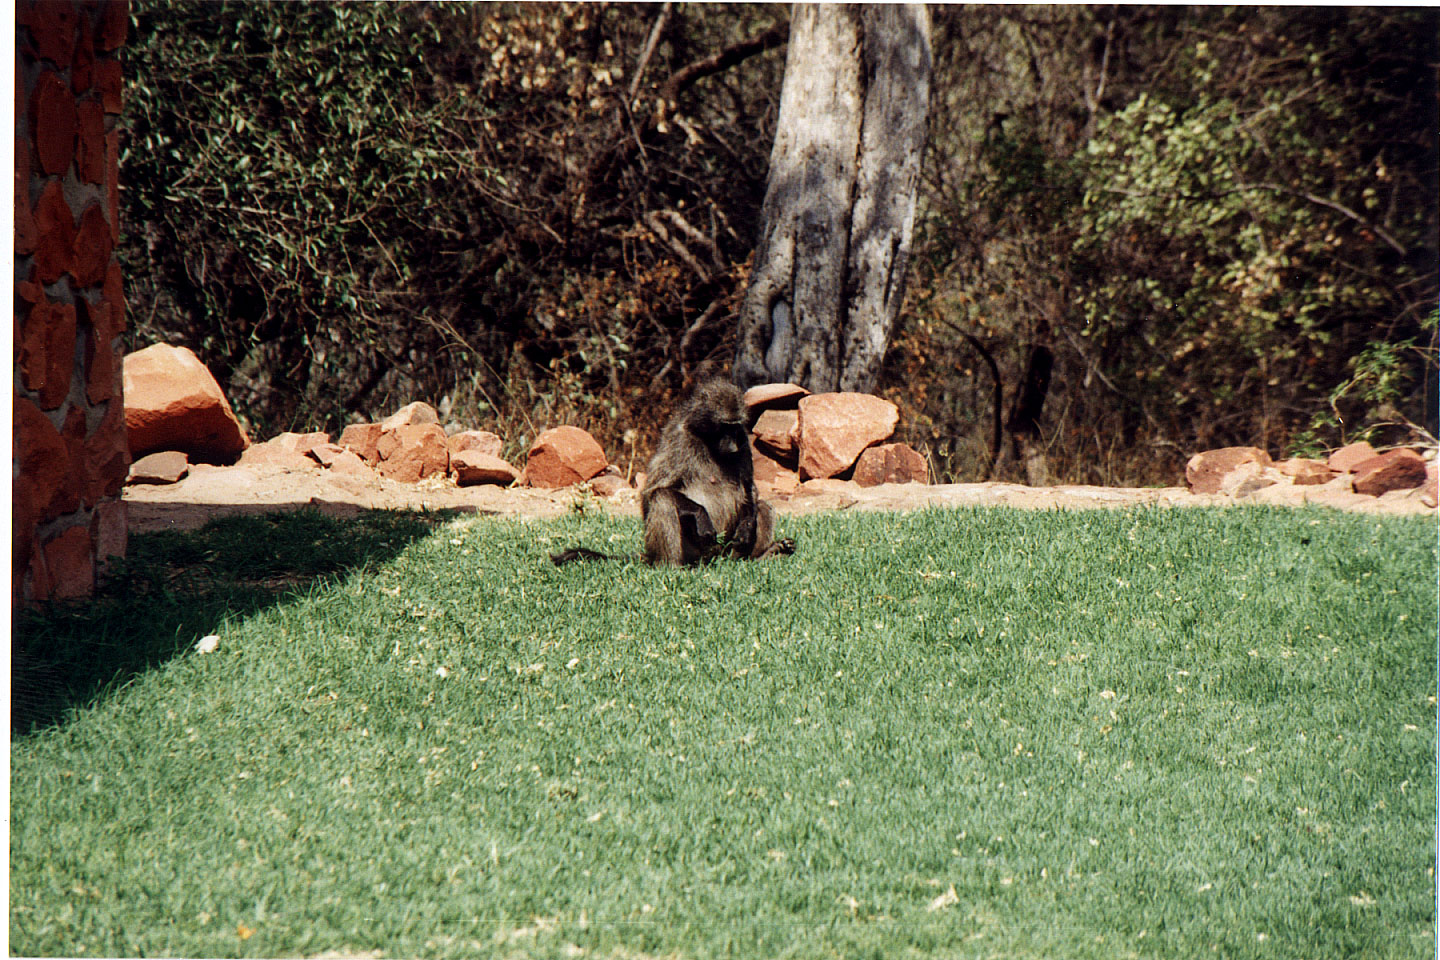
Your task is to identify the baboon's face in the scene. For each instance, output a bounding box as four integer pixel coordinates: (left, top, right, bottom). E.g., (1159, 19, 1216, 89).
(685, 381, 749, 460)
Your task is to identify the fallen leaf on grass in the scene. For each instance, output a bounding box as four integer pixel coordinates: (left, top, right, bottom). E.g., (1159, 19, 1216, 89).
(237, 924, 255, 940)
(927, 885, 959, 912)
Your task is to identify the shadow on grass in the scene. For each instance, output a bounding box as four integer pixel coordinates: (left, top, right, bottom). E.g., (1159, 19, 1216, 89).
(13, 506, 450, 736)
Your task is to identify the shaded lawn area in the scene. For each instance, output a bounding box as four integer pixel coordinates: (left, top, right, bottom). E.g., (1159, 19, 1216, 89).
(11, 505, 1437, 958)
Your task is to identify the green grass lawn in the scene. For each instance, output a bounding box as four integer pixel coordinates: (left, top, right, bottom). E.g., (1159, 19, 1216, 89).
(11, 505, 1437, 958)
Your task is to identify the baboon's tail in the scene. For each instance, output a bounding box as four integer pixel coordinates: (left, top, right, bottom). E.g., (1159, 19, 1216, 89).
(550, 547, 623, 566)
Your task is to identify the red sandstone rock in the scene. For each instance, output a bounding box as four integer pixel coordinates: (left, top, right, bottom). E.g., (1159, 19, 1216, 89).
(33, 179, 76, 284)
(1184, 447, 1273, 495)
(752, 409, 799, 462)
(82, 298, 119, 405)
(15, 136, 37, 255)
(377, 423, 449, 482)
(1277, 457, 1334, 486)
(72, 203, 113, 286)
(238, 432, 327, 471)
(60, 406, 92, 507)
(795, 393, 899, 480)
(751, 440, 794, 484)
(84, 399, 130, 501)
(853, 442, 928, 487)
(338, 422, 383, 463)
(20, 0, 79, 64)
(587, 471, 629, 498)
(526, 426, 608, 488)
(93, 58, 121, 113)
(105, 129, 119, 241)
(1351, 448, 1427, 496)
(30, 70, 76, 176)
(14, 396, 76, 525)
(127, 450, 190, 485)
(46, 525, 95, 599)
(447, 430, 503, 458)
(71, 24, 93, 93)
(97, 0, 128, 51)
(323, 448, 376, 478)
(20, 298, 77, 410)
(1421, 464, 1439, 509)
(307, 442, 347, 467)
(380, 400, 439, 432)
(742, 382, 810, 419)
(1327, 441, 1377, 474)
(452, 450, 520, 487)
(123, 343, 250, 462)
(104, 261, 125, 330)
(75, 100, 105, 183)
(91, 498, 127, 576)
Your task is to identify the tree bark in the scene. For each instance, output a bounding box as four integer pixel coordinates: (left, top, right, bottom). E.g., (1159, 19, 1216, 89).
(733, 4, 931, 394)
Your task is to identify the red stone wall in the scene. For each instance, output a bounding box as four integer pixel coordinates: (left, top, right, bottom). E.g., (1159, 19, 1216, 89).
(14, 0, 129, 603)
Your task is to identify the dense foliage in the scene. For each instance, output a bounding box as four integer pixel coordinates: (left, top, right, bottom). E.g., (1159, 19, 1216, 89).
(122, 3, 1436, 480)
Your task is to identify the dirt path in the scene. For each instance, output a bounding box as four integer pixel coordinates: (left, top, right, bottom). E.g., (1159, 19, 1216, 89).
(122, 461, 1436, 534)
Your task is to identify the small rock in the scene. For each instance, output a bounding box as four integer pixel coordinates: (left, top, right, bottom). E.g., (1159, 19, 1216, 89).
(1185, 447, 1273, 495)
(1277, 458, 1334, 486)
(526, 426, 607, 488)
(338, 422, 383, 463)
(588, 473, 630, 498)
(1421, 464, 1438, 508)
(853, 443, 928, 487)
(325, 448, 376, 478)
(752, 409, 799, 462)
(1327, 441, 1377, 474)
(451, 450, 520, 487)
(447, 430, 503, 459)
(238, 434, 323, 471)
(742, 382, 810, 420)
(380, 401, 440, 432)
(377, 423, 450, 482)
(1351, 448, 1427, 496)
(127, 450, 189, 485)
(307, 442, 347, 467)
(795, 393, 900, 480)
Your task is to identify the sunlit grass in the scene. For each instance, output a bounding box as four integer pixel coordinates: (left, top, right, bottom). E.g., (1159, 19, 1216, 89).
(11, 506, 1436, 958)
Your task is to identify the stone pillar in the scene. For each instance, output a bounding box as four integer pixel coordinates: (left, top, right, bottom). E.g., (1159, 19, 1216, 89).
(15, 0, 130, 603)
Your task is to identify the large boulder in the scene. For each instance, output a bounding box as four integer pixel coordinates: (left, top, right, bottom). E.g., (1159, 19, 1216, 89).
(123, 343, 248, 463)
(795, 393, 899, 480)
(526, 426, 607, 488)
(1184, 446, 1273, 495)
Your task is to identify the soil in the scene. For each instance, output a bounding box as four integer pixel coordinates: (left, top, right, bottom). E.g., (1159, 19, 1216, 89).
(123, 460, 1436, 535)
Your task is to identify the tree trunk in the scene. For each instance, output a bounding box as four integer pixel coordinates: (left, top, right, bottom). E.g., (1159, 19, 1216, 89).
(1007, 344, 1054, 486)
(733, 4, 931, 394)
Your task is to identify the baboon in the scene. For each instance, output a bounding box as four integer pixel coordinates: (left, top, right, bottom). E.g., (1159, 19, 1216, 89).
(550, 378, 795, 566)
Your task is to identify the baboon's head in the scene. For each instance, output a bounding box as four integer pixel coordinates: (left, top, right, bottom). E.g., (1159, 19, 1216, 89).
(683, 379, 748, 459)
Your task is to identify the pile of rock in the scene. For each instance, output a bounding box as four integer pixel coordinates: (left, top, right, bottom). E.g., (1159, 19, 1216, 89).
(743, 383, 927, 495)
(121, 348, 931, 500)
(1185, 442, 1437, 506)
